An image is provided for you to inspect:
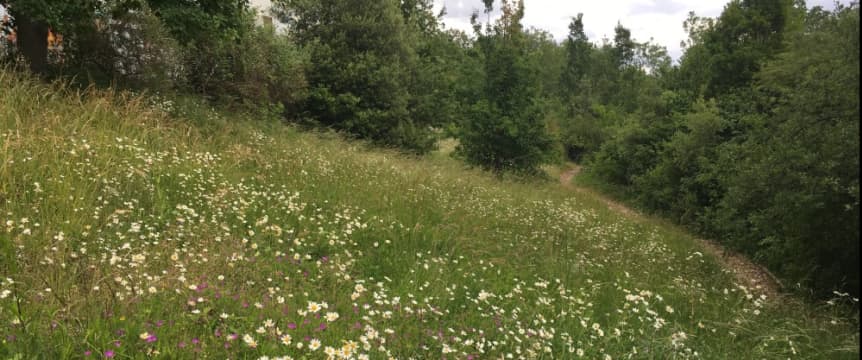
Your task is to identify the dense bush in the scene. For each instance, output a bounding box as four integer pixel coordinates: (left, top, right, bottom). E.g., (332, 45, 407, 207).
(187, 20, 308, 113)
(280, 0, 437, 153)
(633, 101, 726, 228)
(588, 117, 660, 186)
(585, 3, 859, 298)
(559, 103, 618, 161)
(98, 5, 185, 91)
(713, 5, 860, 296)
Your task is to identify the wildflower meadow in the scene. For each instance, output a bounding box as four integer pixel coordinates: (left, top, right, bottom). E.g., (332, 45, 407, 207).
(0, 71, 858, 359)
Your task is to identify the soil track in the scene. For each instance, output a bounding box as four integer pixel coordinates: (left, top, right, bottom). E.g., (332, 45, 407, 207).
(559, 165, 782, 298)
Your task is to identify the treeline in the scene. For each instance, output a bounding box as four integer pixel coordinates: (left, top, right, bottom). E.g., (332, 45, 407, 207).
(583, 2, 860, 299)
(1, 0, 858, 298)
(1, 0, 307, 114)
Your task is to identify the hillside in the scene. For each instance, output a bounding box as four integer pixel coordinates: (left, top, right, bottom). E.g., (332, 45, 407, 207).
(0, 71, 858, 358)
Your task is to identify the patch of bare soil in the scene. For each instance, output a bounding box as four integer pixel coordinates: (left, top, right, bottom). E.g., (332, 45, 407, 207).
(559, 165, 782, 298)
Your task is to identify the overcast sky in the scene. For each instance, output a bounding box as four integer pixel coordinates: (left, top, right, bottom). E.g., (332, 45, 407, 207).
(432, 0, 849, 60)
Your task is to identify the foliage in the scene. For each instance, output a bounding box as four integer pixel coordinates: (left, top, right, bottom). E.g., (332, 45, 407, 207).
(556, 16, 671, 162)
(145, 0, 249, 46)
(2, 0, 102, 73)
(701, 0, 794, 97)
(275, 0, 435, 153)
(238, 28, 307, 114)
(560, 14, 591, 98)
(586, 3, 860, 298)
(633, 101, 727, 227)
(90, 4, 185, 91)
(2, 0, 100, 30)
(143, 1, 248, 97)
(714, 4, 860, 296)
(457, 0, 555, 172)
(524, 28, 565, 99)
(3, 0, 306, 110)
(401, 0, 471, 139)
(612, 23, 636, 68)
(588, 112, 667, 187)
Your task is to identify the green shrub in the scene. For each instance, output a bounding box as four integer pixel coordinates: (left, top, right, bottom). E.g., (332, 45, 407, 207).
(230, 27, 308, 114)
(633, 101, 726, 228)
(714, 5, 860, 296)
(587, 116, 664, 187)
(103, 5, 185, 91)
(284, 0, 436, 153)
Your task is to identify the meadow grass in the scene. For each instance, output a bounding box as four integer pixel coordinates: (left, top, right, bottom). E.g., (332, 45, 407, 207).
(0, 70, 858, 359)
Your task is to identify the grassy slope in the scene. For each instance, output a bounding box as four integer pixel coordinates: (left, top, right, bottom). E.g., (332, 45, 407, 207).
(0, 70, 858, 359)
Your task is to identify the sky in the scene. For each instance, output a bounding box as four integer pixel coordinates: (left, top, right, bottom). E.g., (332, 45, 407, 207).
(432, 0, 850, 60)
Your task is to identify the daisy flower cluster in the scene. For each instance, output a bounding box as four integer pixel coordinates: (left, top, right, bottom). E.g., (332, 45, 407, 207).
(0, 90, 858, 359)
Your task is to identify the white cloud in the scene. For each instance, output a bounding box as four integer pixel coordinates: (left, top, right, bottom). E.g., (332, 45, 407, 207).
(433, 0, 851, 60)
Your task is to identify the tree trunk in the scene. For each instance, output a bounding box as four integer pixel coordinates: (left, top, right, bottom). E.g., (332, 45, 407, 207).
(12, 11, 48, 75)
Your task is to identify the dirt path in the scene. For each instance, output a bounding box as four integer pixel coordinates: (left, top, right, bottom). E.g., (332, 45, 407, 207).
(559, 165, 782, 298)
(560, 165, 637, 217)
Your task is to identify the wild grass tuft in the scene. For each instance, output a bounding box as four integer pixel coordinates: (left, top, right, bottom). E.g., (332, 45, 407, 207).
(0, 69, 858, 359)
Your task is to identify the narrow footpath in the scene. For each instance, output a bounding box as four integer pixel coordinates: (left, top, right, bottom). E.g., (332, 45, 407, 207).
(559, 165, 782, 298)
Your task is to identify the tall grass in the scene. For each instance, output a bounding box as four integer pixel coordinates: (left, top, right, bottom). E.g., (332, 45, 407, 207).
(0, 69, 858, 359)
